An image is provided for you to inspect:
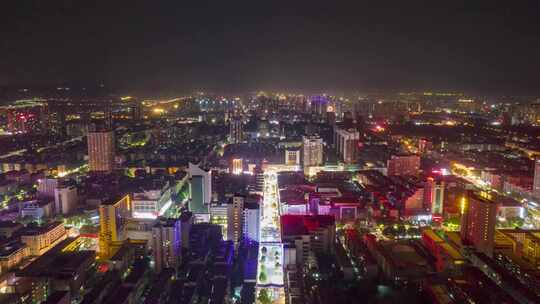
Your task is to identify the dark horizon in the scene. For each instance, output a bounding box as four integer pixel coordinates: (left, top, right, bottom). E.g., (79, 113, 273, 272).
(1, 1, 540, 95)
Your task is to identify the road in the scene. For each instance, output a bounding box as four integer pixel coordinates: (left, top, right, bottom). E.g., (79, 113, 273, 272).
(256, 170, 285, 304)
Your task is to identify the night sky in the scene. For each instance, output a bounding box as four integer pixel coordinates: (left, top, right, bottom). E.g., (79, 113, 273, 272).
(1, 1, 539, 94)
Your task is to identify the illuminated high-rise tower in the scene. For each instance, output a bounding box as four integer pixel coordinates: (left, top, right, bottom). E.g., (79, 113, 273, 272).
(302, 136, 324, 167)
(460, 192, 497, 257)
(98, 194, 131, 259)
(534, 158, 540, 199)
(229, 117, 243, 143)
(152, 218, 181, 273)
(88, 130, 115, 173)
(334, 127, 360, 164)
(425, 177, 444, 216)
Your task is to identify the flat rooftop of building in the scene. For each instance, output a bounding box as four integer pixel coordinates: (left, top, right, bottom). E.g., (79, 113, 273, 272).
(0, 240, 26, 258)
(281, 214, 335, 236)
(19, 221, 63, 236)
(100, 194, 129, 206)
(378, 240, 431, 273)
(17, 237, 95, 278)
(120, 174, 176, 193)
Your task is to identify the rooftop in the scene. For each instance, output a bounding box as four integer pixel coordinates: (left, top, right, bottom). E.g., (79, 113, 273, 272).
(281, 214, 335, 236)
(19, 221, 63, 236)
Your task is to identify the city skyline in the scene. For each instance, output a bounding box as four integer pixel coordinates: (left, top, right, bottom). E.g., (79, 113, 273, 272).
(2, 2, 540, 304)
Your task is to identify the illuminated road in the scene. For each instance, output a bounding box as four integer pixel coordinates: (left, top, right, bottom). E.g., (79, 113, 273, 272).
(256, 170, 285, 304)
(451, 163, 539, 228)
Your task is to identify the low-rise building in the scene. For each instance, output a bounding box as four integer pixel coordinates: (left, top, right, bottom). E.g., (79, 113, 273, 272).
(364, 234, 434, 285)
(281, 215, 335, 266)
(0, 240, 29, 273)
(421, 229, 465, 274)
(20, 222, 67, 256)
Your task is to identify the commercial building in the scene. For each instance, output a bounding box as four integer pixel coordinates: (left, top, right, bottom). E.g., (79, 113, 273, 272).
(131, 190, 162, 219)
(87, 130, 115, 173)
(20, 221, 67, 256)
(334, 128, 359, 164)
(387, 154, 421, 176)
(152, 218, 181, 273)
(460, 192, 497, 257)
(302, 136, 323, 167)
(131, 189, 172, 220)
(98, 194, 131, 259)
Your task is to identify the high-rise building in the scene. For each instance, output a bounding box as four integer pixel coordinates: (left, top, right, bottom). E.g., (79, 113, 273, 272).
(227, 195, 244, 246)
(210, 202, 228, 237)
(285, 149, 301, 166)
(387, 154, 421, 176)
(87, 130, 115, 173)
(302, 136, 324, 167)
(54, 184, 78, 215)
(460, 192, 497, 257)
(152, 218, 181, 273)
(229, 117, 243, 143)
(425, 178, 444, 216)
(231, 158, 243, 175)
(37, 178, 59, 199)
(534, 158, 540, 199)
(188, 163, 212, 222)
(326, 111, 336, 125)
(98, 194, 131, 259)
(130, 100, 143, 121)
(334, 127, 360, 164)
(243, 201, 260, 242)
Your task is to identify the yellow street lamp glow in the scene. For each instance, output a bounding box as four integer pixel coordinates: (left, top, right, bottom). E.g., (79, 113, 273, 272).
(460, 197, 467, 215)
